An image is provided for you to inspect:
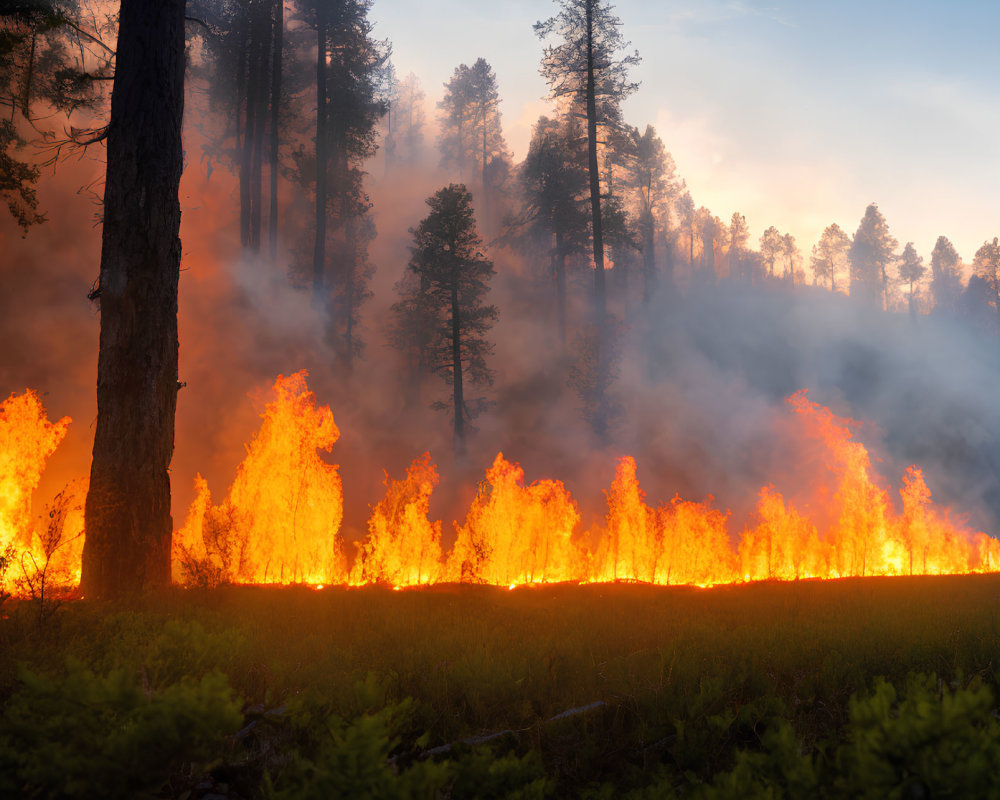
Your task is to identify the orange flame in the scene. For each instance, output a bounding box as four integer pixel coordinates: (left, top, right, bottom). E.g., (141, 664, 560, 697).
(5, 375, 1000, 595)
(174, 371, 346, 585)
(350, 453, 444, 586)
(0, 390, 71, 594)
(447, 453, 583, 585)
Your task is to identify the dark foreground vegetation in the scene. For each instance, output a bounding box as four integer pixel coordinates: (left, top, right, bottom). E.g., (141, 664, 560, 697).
(4, 575, 1000, 798)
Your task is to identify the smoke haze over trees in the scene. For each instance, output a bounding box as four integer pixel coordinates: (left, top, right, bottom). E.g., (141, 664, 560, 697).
(3, 0, 1000, 584)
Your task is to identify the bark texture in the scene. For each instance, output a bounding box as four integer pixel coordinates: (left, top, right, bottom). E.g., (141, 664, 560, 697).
(82, 0, 186, 599)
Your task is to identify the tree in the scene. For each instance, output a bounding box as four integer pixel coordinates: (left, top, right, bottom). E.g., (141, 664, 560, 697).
(626, 124, 677, 302)
(516, 113, 589, 347)
(437, 58, 507, 219)
(897, 242, 926, 316)
(295, 0, 387, 363)
(697, 208, 726, 279)
(188, 0, 285, 253)
(536, 0, 639, 320)
(972, 237, 1000, 318)
(1, 0, 115, 230)
(393, 71, 425, 166)
(930, 235, 963, 314)
(676, 190, 696, 270)
(395, 185, 497, 454)
(849, 203, 897, 308)
(782, 233, 801, 285)
(728, 212, 750, 282)
(760, 226, 783, 279)
(82, 0, 186, 599)
(810, 223, 850, 292)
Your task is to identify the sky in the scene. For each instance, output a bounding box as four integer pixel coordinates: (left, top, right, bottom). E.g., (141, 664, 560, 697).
(370, 0, 1000, 264)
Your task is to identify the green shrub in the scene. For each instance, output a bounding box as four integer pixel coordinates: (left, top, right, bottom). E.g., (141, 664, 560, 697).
(0, 659, 243, 799)
(265, 698, 449, 800)
(697, 673, 1000, 800)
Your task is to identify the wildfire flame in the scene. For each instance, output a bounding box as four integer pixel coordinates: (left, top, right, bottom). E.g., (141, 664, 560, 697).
(350, 452, 443, 587)
(0, 390, 76, 594)
(4, 375, 1000, 595)
(175, 371, 346, 585)
(447, 452, 582, 586)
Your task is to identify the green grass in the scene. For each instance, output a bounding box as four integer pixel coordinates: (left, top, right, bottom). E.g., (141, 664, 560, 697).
(4, 575, 1000, 796)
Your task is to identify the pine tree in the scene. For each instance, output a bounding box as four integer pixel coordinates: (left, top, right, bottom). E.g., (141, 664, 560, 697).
(437, 58, 508, 218)
(849, 203, 897, 308)
(394, 72, 425, 165)
(760, 226, 783, 279)
(897, 242, 926, 316)
(294, 0, 387, 364)
(394, 185, 497, 454)
(535, 0, 639, 320)
(930, 235, 963, 314)
(0, 1, 115, 230)
(728, 212, 750, 282)
(516, 114, 590, 347)
(811, 223, 850, 292)
(82, 0, 186, 599)
(626, 124, 678, 302)
(972, 237, 1000, 318)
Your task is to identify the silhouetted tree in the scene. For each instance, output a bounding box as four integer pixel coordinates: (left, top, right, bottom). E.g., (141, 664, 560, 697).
(811, 223, 850, 292)
(393, 71, 425, 166)
(850, 203, 897, 308)
(728, 212, 750, 282)
(438, 58, 507, 219)
(897, 241, 926, 316)
(396, 185, 497, 454)
(188, 0, 284, 252)
(972, 237, 1000, 318)
(676, 190, 696, 271)
(0, 0, 114, 229)
(294, 0, 387, 363)
(782, 233, 801, 285)
(82, 0, 186, 599)
(536, 0, 639, 320)
(760, 226, 783, 279)
(516, 113, 589, 347)
(930, 235, 963, 314)
(625, 124, 677, 302)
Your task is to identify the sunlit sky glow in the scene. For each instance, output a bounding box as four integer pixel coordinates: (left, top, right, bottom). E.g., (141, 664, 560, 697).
(371, 0, 1000, 264)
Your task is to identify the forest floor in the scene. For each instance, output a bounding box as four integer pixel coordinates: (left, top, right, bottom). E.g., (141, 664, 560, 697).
(3, 575, 1000, 797)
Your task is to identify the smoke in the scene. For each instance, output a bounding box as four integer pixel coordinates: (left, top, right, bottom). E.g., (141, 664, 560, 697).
(4, 84, 1000, 559)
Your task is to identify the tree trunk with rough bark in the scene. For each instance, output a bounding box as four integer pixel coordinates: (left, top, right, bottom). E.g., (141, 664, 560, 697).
(268, 0, 282, 261)
(82, 0, 186, 599)
(585, 0, 605, 321)
(312, 7, 328, 299)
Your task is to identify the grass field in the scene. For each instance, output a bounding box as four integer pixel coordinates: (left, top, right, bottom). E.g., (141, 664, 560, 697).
(4, 575, 1000, 797)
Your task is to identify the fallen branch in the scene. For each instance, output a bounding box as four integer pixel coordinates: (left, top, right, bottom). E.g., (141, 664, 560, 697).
(419, 700, 606, 759)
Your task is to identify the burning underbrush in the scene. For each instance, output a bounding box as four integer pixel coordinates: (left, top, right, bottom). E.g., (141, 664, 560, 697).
(2, 370, 998, 598)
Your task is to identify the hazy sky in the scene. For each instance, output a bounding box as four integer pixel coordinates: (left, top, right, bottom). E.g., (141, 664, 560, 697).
(370, 0, 1000, 264)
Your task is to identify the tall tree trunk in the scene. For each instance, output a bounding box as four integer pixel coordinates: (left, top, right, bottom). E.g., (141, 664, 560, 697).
(585, 0, 605, 321)
(82, 0, 185, 600)
(451, 279, 465, 455)
(642, 212, 655, 303)
(555, 232, 566, 351)
(237, 17, 250, 247)
(312, 7, 328, 299)
(268, 0, 283, 262)
(249, 0, 269, 251)
(481, 107, 488, 219)
(342, 215, 357, 369)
